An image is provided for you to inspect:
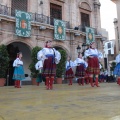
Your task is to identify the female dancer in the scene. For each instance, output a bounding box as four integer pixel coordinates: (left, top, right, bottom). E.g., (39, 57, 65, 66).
(84, 42, 103, 87)
(113, 52, 120, 85)
(65, 56, 74, 85)
(13, 52, 25, 88)
(37, 40, 61, 90)
(74, 53, 87, 86)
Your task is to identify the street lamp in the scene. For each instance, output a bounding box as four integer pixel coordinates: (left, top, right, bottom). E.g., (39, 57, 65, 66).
(76, 43, 87, 56)
(82, 43, 87, 56)
(76, 45, 81, 55)
(82, 43, 87, 51)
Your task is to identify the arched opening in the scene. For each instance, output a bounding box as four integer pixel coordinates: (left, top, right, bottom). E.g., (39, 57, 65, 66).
(6, 42, 31, 86)
(54, 46, 69, 55)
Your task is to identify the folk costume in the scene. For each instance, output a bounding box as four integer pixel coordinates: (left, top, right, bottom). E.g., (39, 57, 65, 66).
(13, 57, 25, 88)
(84, 61, 90, 84)
(35, 60, 43, 86)
(65, 60, 74, 85)
(37, 47, 61, 90)
(84, 46, 103, 87)
(113, 54, 120, 85)
(74, 58, 87, 85)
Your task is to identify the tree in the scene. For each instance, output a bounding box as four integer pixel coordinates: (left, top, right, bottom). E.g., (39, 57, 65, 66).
(29, 46, 42, 78)
(0, 44, 9, 78)
(56, 49, 67, 78)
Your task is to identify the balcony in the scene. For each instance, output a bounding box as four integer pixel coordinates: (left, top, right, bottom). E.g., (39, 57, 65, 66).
(77, 25, 102, 35)
(0, 4, 70, 29)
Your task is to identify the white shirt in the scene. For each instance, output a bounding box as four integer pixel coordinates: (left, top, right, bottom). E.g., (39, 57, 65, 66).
(13, 58, 23, 67)
(115, 54, 120, 63)
(35, 61, 43, 70)
(84, 48, 103, 59)
(74, 58, 87, 68)
(37, 48, 61, 64)
(65, 60, 75, 70)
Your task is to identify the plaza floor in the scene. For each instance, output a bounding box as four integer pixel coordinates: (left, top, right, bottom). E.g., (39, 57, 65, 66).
(0, 83, 120, 120)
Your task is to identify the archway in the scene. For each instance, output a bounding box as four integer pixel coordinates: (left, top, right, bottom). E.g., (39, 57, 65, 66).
(6, 42, 31, 86)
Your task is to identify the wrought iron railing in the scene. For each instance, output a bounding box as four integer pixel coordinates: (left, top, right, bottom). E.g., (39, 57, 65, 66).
(0, 4, 70, 29)
(78, 25, 100, 35)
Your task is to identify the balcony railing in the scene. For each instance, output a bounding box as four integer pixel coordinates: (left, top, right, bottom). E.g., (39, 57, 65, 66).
(0, 4, 70, 29)
(78, 25, 101, 35)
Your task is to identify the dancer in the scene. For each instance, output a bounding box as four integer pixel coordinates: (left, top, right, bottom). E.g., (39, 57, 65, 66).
(113, 52, 120, 85)
(84, 42, 103, 87)
(13, 52, 25, 88)
(74, 53, 87, 86)
(37, 40, 61, 90)
(65, 56, 74, 85)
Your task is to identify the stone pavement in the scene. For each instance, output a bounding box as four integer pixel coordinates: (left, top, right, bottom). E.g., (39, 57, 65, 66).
(0, 83, 120, 120)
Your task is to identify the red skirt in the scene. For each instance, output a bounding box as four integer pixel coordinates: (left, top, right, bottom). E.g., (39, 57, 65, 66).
(42, 56, 56, 77)
(65, 68, 74, 79)
(87, 57, 100, 75)
(85, 69, 90, 77)
(75, 64, 85, 77)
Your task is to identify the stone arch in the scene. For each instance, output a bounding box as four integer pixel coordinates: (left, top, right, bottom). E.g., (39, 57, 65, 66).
(79, 0, 92, 11)
(5, 39, 33, 51)
(53, 44, 69, 56)
(6, 41, 32, 86)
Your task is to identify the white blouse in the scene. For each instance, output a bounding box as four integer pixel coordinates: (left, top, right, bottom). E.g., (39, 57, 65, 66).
(84, 48, 103, 59)
(13, 58, 23, 67)
(66, 60, 75, 70)
(116, 54, 120, 63)
(35, 60, 43, 70)
(37, 48, 61, 64)
(74, 58, 87, 68)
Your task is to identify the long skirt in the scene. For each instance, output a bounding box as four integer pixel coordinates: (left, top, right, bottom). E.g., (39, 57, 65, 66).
(113, 63, 120, 76)
(87, 57, 100, 75)
(85, 69, 90, 77)
(42, 56, 56, 77)
(65, 68, 74, 79)
(75, 64, 85, 77)
(13, 65, 25, 80)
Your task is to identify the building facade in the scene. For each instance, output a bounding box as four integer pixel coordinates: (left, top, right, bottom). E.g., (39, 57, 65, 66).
(111, 0, 120, 55)
(0, 0, 104, 85)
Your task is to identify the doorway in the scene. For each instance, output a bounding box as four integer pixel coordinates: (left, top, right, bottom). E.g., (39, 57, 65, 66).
(6, 42, 31, 86)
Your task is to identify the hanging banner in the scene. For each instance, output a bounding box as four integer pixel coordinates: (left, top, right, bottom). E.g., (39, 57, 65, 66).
(86, 27, 95, 44)
(15, 10, 31, 37)
(54, 19, 66, 40)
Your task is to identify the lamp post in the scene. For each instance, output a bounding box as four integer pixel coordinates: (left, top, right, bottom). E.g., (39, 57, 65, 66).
(82, 43, 87, 56)
(76, 43, 87, 56)
(76, 45, 81, 55)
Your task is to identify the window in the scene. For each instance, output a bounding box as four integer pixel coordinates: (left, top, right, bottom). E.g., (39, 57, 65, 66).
(11, 0, 28, 16)
(50, 3, 62, 19)
(50, 3, 62, 25)
(81, 12, 90, 27)
(108, 50, 111, 54)
(107, 43, 111, 49)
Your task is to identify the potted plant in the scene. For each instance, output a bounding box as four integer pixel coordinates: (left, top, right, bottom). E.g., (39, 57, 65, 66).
(56, 49, 67, 84)
(110, 62, 116, 72)
(0, 44, 9, 86)
(29, 46, 42, 85)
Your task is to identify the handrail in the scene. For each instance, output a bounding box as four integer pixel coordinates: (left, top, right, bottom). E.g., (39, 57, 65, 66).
(0, 4, 70, 29)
